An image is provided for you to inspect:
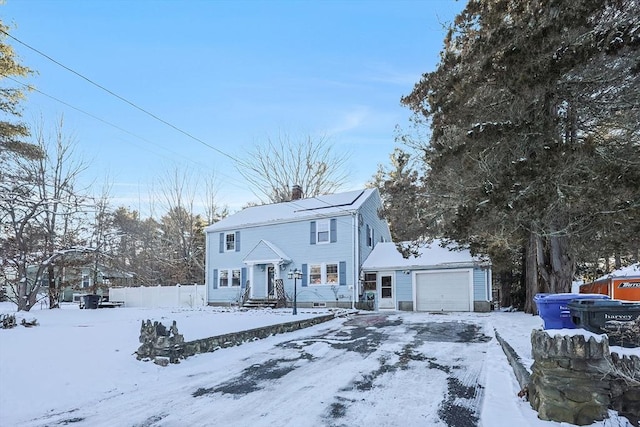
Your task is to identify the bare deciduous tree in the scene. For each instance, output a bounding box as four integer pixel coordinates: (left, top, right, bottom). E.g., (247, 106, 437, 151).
(1, 118, 92, 311)
(236, 132, 350, 204)
(34, 118, 89, 307)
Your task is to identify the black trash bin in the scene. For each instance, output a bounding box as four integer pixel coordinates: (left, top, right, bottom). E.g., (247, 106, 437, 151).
(569, 299, 640, 347)
(82, 294, 100, 309)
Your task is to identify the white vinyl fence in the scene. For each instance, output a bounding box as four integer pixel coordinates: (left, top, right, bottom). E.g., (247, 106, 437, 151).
(109, 284, 206, 308)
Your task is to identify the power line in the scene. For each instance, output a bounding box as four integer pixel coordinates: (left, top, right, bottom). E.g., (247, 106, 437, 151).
(1, 30, 366, 217)
(0, 73, 250, 193)
(0, 28, 248, 168)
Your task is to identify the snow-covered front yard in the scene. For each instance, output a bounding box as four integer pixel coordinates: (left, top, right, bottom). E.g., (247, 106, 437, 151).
(0, 303, 637, 426)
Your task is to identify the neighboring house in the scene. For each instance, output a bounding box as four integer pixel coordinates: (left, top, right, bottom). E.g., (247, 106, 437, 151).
(29, 263, 134, 302)
(204, 188, 392, 308)
(1, 260, 133, 303)
(579, 263, 640, 301)
(361, 240, 492, 312)
(65, 264, 135, 302)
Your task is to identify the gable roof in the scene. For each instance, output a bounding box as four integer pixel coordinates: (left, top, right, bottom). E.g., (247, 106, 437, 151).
(595, 262, 640, 280)
(243, 240, 292, 265)
(361, 240, 485, 271)
(205, 188, 378, 232)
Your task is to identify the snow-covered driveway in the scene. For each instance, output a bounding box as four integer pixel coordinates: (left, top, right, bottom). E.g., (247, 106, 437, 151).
(20, 312, 493, 427)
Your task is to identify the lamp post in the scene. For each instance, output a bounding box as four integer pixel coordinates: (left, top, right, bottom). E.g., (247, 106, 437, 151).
(287, 269, 302, 315)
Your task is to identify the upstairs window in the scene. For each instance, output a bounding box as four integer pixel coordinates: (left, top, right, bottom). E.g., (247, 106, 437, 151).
(219, 231, 240, 253)
(310, 219, 337, 244)
(225, 232, 235, 251)
(317, 220, 329, 243)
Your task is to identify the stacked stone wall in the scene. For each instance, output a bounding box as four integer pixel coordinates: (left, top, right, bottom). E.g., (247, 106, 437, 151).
(530, 329, 640, 425)
(136, 313, 337, 364)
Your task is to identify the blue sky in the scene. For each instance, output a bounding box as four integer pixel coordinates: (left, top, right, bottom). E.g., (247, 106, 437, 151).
(2, 0, 464, 213)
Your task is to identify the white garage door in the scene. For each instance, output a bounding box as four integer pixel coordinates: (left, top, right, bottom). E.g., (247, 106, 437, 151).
(415, 270, 472, 312)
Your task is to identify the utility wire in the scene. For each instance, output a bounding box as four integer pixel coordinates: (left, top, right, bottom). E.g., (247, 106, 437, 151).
(0, 28, 248, 168)
(1, 73, 249, 192)
(1, 30, 367, 220)
(3, 71, 363, 221)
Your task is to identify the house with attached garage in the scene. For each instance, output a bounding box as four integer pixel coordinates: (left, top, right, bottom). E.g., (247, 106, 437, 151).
(204, 187, 492, 312)
(204, 187, 392, 308)
(361, 240, 492, 312)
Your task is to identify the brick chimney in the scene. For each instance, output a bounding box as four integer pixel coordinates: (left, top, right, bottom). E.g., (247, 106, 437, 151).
(291, 184, 303, 200)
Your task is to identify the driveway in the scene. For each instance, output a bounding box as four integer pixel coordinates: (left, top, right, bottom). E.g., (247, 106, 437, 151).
(24, 312, 493, 427)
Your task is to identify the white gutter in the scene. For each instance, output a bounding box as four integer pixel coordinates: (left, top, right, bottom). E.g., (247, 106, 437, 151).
(352, 212, 358, 309)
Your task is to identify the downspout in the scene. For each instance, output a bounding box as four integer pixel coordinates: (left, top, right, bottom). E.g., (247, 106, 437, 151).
(352, 212, 358, 310)
(204, 230, 209, 305)
(487, 267, 492, 303)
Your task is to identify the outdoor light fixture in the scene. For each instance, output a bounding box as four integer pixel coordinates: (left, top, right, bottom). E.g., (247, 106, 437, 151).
(287, 269, 303, 315)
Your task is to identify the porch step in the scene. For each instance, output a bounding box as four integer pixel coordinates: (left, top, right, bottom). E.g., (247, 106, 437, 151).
(243, 298, 279, 309)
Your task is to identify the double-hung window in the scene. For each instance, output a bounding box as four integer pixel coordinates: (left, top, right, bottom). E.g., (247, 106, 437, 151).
(308, 263, 339, 285)
(364, 273, 377, 291)
(225, 232, 235, 251)
(219, 268, 241, 287)
(326, 264, 338, 284)
(310, 264, 322, 284)
(310, 219, 336, 244)
(317, 220, 329, 243)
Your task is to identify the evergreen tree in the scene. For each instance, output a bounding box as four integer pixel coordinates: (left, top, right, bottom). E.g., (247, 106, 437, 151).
(0, 19, 39, 159)
(400, 0, 640, 312)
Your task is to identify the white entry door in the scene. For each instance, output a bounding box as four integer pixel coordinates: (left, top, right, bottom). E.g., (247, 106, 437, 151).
(378, 273, 395, 310)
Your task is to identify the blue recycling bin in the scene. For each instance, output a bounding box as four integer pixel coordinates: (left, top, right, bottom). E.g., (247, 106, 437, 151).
(534, 293, 610, 330)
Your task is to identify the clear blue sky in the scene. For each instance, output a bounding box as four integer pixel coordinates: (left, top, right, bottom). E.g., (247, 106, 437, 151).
(2, 0, 464, 213)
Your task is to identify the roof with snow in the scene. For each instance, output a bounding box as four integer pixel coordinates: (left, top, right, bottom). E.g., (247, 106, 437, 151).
(361, 240, 487, 271)
(205, 188, 378, 232)
(595, 262, 640, 280)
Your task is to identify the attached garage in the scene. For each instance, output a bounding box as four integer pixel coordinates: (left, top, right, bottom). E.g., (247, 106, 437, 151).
(361, 240, 491, 312)
(414, 270, 473, 312)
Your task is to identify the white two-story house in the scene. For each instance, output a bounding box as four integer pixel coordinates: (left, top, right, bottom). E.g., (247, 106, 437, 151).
(204, 188, 391, 308)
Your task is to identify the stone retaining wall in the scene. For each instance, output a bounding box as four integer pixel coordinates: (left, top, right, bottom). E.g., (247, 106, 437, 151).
(136, 313, 338, 365)
(529, 329, 640, 426)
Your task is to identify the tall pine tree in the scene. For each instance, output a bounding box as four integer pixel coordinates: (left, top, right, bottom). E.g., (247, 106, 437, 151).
(400, 0, 640, 312)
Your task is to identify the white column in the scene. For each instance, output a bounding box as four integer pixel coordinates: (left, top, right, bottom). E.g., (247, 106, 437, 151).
(248, 264, 255, 298)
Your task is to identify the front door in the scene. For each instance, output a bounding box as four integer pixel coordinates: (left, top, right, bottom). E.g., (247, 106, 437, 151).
(378, 273, 395, 310)
(267, 266, 275, 298)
